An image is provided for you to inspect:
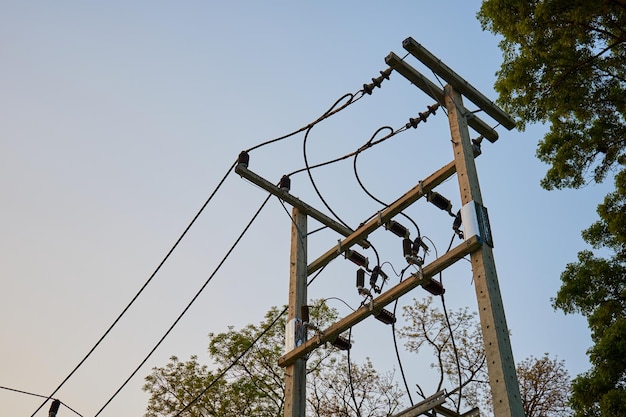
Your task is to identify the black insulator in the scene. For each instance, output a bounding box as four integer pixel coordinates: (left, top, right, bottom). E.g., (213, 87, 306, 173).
(422, 278, 445, 296)
(345, 249, 368, 268)
(414, 237, 429, 254)
(374, 308, 396, 325)
(427, 104, 439, 115)
(453, 210, 462, 230)
(419, 111, 429, 122)
(301, 305, 310, 323)
(363, 68, 392, 95)
(332, 334, 352, 350)
(406, 117, 421, 129)
(369, 266, 380, 287)
(49, 399, 61, 417)
(402, 238, 413, 257)
(356, 268, 365, 289)
(427, 191, 452, 213)
(238, 151, 249, 167)
(279, 175, 291, 192)
(385, 220, 409, 238)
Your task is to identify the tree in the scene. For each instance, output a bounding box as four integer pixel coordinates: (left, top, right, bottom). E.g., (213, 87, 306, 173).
(143, 301, 404, 417)
(478, 2, 626, 415)
(517, 354, 572, 417)
(400, 297, 572, 417)
(551, 170, 626, 416)
(477, 0, 626, 190)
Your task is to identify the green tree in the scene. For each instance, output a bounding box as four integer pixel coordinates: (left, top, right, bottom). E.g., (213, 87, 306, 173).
(143, 301, 404, 417)
(478, 1, 626, 414)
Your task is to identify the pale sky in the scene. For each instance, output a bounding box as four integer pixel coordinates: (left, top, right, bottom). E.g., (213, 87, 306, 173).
(1, 2, 610, 416)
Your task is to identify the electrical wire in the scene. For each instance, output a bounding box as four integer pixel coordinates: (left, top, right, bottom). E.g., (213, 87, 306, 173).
(0, 386, 83, 417)
(245, 90, 364, 154)
(390, 266, 414, 406)
(93, 193, 272, 417)
(302, 123, 351, 229)
(346, 327, 362, 417)
(439, 232, 464, 412)
(29, 161, 237, 417)
(175, 304, 288, 416)
(174, 264, 328, 416)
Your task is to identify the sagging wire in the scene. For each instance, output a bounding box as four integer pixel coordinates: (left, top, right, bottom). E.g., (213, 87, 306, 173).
(0, 385, 83, 417)
(245, 67, 392, 154)
(346, 327, 362, 417)
(431, 235, 464, 413)
(29, 161, 237, 417)
(296, 102, 439, 234)
(94, 193, 272, 417)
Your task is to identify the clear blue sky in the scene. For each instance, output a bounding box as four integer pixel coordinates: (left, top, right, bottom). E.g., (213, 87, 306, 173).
(1, 2, 609, 416)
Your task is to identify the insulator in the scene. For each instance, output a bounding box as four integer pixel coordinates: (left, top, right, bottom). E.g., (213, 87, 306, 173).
(301, 305, 310, 323)
(427, 104, 439, 114)
(402, 238, 413, 257)
(49, 399, 61, 417)
(331, 334, 352, 351)
(419, 111, 429, 122)
(374, 308, 396, 325)
(363, 68, 393, 95)
(238, 151, 249, 167)
(406, 117, 421, 129)
(369, 266, 380, 287)
(427, 191, 452, 213)
(385, 220, 409, 238)
(345, 249, 368, 268)
(356, 268, 365, 289)
(414, 237, 429, 254)
(422, 278, 445, 296)
(279, 175, 291, 192)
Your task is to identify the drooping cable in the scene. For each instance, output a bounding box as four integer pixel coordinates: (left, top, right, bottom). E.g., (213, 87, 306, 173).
(390, 265, 414, 406)
(29, 161, 237, 417)
(0, 386, 83, 417)
(302, 123, 351, 229)
(93, 193, 272, 417)
(440, 232, 464, 412)
(245, 84, 368, 154)
(345, 327, 362, 417)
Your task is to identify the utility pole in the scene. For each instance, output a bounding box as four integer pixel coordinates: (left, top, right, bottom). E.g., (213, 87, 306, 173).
(445, 85, 525, 417)
(284, 207, 307, 417)
(237, 37, 525, 417)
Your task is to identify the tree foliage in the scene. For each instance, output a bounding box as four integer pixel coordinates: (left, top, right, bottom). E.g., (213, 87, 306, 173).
(478, 2, 626, 415)
(400, 298, 572, 417)
(143, 302, 404, 417)
(552, 169, 626, 416)
(478, 0, 626, 190)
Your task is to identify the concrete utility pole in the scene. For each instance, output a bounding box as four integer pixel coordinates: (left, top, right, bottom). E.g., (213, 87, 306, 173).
(445, 86, 525, 417)
(237, 37, 525, 417)
(284, 208, 307, 417)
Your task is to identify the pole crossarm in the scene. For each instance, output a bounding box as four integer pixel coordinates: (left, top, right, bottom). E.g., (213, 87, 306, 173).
(402, 37, 516, 130)
(234, 163, 369, 249)
(385, 52, 499, 143)
(391, 390, 447, 417)
(307, 160, 457, 276)
(278, 235, 482, 368)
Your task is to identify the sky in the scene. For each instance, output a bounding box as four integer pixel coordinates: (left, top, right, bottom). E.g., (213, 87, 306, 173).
(0, 2, 613, 416)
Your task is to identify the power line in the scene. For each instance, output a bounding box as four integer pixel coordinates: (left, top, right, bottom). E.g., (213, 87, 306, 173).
(30, 161, 236, 417)
(93, 193, 272, 416)
(0, 385, 83, 417)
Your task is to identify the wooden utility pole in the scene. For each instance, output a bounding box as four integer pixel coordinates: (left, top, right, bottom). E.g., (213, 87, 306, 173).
(445, 85, 525, 417)
(284, 207, 307, 417)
